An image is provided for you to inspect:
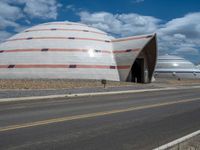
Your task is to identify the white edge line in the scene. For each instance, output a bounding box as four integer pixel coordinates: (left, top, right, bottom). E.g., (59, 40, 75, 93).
(0, 86, 200, 103)
(153, 130, 200, 150)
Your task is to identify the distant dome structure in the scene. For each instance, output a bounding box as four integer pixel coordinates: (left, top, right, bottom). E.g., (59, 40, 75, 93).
(0, 21, 157, 83)
(155, 54, 200, 79)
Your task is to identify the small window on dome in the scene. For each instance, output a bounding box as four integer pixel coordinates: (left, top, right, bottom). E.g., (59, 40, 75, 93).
(95, 50, 101, 53)
(27, 37, 33, 40)
(110, 66, 116, 69)
(68, 37, 75, 39)
(69, 65, 76, 68)
(41, 48, 49, 51)
(8, 65, 15, 68)
(126, 49, 132, 52)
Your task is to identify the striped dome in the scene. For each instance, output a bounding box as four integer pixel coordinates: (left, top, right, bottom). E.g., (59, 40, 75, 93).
(0, 21, 157, 82)
(157, 54, 195, 69)
(155, 54, 200, 79)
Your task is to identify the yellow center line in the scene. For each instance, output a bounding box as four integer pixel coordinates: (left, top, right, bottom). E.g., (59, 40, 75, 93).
(0, 97, 200, 132)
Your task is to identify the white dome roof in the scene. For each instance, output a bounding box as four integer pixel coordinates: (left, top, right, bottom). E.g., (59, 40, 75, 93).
(155, 54, 200, 79)
(157, 54, 195, 69)
(158, 54, 185, 61)
(2, 21, 113, 50)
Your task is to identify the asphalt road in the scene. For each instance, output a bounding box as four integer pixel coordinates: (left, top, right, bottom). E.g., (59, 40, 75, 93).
(0, 87, 200, 150)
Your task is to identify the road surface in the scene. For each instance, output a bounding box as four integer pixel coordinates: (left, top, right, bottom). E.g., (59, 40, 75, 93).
(0, 87, 200, 150)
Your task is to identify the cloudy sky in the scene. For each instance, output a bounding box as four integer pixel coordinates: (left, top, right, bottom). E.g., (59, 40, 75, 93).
(0, 0, 200, 63)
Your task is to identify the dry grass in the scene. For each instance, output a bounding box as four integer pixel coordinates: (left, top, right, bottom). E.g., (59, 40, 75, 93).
(0, 79, 135, 89)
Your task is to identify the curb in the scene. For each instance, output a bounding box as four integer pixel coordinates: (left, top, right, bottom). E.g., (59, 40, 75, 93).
(0, 86, 200, 103)
(153, 130, 200, 150)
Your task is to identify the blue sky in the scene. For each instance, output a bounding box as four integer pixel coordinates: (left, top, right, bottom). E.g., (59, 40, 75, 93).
(0, 0, 200, 63)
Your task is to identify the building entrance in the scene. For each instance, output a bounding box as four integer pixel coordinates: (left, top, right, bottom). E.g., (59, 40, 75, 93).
(129, 58, 144, 83)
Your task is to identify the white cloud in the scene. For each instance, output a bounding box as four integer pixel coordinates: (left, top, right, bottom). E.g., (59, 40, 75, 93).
(3, 0, 61, 19)
(0, 0, 61, 42)
(0, 16, 19, 30)
(0, 1, 199, 63)
(79, 11, 200, 62)
(0, 1, 23, 21)
(65, 5, 76, 12)
(173, 33, 186, 39)
(23, 0, 61, 19)
(79, 11, 160, 36)
(157, 12, 200, 58)
(158, 13, 200, 39)
(174, 47, 199, 55)
(0, 1, 24, 41)
(0, 31, 12, 42)
(131, 0, 145, 4)
(0, 1, 23, 30)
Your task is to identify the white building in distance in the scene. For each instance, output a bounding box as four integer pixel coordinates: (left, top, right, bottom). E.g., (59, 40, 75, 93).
(155, 54, 200, 79)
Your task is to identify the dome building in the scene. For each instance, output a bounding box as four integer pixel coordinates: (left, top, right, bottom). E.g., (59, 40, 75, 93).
(155, 54, 200, 79)
(0, 22, 157, 83)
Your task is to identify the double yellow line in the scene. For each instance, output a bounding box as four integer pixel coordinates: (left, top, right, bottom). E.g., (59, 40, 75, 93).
(0, 97, 200, 132)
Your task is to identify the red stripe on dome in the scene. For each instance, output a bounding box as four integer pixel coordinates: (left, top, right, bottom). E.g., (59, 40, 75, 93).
(5, 35, 153, 43)
(76, 65, 110, 69)
(2, 48, 89, 53)
(15, 64, 68, 68)
(6, 37, 111, 43)
(3, 49, 41, 53)
(100, 50, 112, 54)
(41, 22, 88, 27)
(47, 48, 89, 52)
(117, 66, 130, 69)
(112, 35, 153, 42)
(113, 48, 140, 53)
(25, 28, 106, 35)
(0, 48, 140, 54)
(0, 64, 130, 69)
(0, 48, 111, 53)
(0, 65, 8, 68)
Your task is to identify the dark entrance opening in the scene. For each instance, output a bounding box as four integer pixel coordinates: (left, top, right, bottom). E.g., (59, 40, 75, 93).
(130, 58, 144, 83)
